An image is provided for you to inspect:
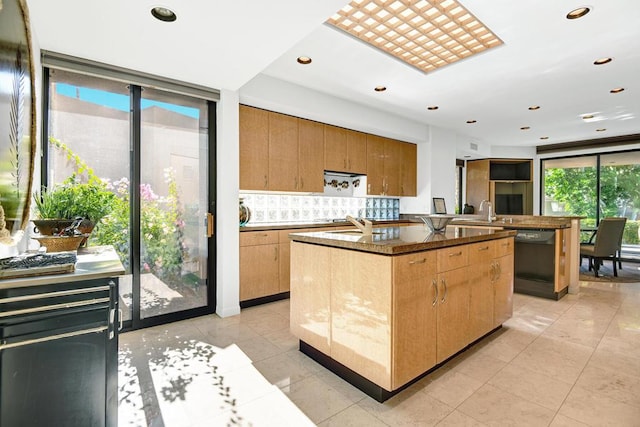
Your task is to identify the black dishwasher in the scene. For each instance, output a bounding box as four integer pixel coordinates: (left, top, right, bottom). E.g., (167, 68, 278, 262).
(513, 229, 564, 300)
(0, 278, 119, 427)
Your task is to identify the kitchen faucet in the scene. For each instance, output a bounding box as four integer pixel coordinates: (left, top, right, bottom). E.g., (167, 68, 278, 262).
(479, 200, 496, 223)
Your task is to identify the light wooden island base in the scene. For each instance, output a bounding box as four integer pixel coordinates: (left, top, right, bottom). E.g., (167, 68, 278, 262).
(289, 226, 515, 402)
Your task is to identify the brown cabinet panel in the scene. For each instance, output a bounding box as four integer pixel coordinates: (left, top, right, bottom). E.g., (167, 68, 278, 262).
(346, 129, 367, 174)
(298, 119, 325, 192)
(466, 159, 490, 211)
(493, 252, 514, 327)
(239, 105, 269, 190)
(239, 244, 279, 301)
(436, 267, 469, 363)
(366, 134, 385, 195)
(268, 112, 299, 191)
(392, 252, 438, 388)
(324, 125, 348, 172)
(384, 138, 402, 196)
(400, 142, 417, 196)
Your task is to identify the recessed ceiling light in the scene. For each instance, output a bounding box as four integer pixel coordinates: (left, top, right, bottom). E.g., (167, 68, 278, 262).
(427, 106, 439, 111)
(520, 126, 530, 130)
(566, 7, 590, 20)
(540, 136, 549, 140)
(582, 114, 594, 120)
(610, 87, 625, 94)
(297, 56, 312, 65)
(464, 155, 471, 158)
(374, 86, 387, 92)
(466, 120, 477, 124)
(596, 128, 607, 132)
(528, 105, 540, 111)
(594, 57, 612, 65)
(327, 0, 502, 74)
(151, 7, 177, 22)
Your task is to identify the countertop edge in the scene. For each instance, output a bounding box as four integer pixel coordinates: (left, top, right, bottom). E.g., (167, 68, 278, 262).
(290, 226, 516, 255)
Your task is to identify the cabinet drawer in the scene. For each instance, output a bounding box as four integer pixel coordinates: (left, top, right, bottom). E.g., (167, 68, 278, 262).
(467, 241, 495, 265)
(494, 237, 514, 257)
(239, 230, 279, 246)
(393, 251, 437, 283)
(437, 246, 468, 272)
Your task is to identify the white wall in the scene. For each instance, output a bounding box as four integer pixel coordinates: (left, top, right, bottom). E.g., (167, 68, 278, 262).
(216, 90, 241, 317)
(240, 74, 427, 144)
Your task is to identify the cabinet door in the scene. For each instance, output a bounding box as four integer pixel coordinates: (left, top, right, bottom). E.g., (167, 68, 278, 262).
(383, 138, 403, 196)
(239, 244, 279, 301)
(366, 134, 385, 195)
(400, 142, 417, 196)
(239, 105, 269, 190)
(346, 129, 367, 174)
(279, 240, 290, 293)
(436, 267, 469, 363)
(392, 252, 437, 388)
(324, 125, 348, 172)
(268, 112, 299, 191)
(493, 252, 514, 327)
(466, 159, 490, 211)
(298, 118, 324, 192)
(467, 242, 494, 342)
(290, 242, 332, 354)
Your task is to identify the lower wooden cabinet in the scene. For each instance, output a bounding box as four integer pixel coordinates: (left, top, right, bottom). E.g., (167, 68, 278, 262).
(493, 238, 514, 327)
(239, 231, 279, 301)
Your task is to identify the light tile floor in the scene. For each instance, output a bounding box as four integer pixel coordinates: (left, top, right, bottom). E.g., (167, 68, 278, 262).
(119, 276, 640, 426)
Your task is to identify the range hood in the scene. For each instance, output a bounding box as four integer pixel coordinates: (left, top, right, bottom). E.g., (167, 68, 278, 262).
(323, 171, 367, 197)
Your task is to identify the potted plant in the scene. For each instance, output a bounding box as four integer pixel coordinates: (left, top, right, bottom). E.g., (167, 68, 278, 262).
(33, 174, 116, 238)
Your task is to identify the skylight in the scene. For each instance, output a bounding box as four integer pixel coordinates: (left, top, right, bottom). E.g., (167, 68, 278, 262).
(327, 0, 503, 74)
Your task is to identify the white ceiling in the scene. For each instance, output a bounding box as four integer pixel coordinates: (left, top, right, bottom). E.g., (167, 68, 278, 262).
(27, 0, 640, 152)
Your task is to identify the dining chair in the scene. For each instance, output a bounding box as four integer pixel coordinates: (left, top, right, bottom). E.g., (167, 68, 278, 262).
(579, 217, 627, 277)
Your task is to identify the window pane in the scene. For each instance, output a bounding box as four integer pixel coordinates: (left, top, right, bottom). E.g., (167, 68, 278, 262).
(139, 87, 209, 318)
(600, 151, 640, 248)
(542, 156, 598, 226)
(47, 69, 133, 322)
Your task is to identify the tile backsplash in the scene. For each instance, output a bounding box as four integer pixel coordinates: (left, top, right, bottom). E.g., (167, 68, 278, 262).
(241, 193, 399, 224)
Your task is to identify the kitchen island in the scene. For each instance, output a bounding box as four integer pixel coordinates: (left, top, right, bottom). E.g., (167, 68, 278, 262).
(289, 225, 516, 401)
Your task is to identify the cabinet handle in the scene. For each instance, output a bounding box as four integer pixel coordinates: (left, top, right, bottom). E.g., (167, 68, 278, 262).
(432, 278, 438, 306)
(441, 278, 447, 303)
(368, 183, 371, 193)
(478, 246, 489, 251)
(294, 177, 298, 190)
(496, 261, 501, 279)
(344, 159, 347, 168)
(409, 258, 426, 265)
(300, 177, 304, 189)
(274, 246, 278, 261)
(263, 175, 268, 189)
(118, 308, 123, 331)
(448, 251, 463, 257)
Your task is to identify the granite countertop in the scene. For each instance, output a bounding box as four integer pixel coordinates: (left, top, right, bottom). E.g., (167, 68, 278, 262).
(240, 219, 411, 232)
(289, 224, 516, 255)
(0, 246, 125, 290)
(449, 214, 578, 230)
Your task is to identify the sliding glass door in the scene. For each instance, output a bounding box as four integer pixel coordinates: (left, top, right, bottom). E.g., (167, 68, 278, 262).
(45, 69, 216, 329)
(542, 150, 640, 260)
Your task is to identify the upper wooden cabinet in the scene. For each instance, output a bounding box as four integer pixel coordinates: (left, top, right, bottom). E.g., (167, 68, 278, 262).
(240, 106, 324, 192)
(240, 105, 416, 196)
(298, 119, 325, 192)
(268, 112, 299, 191)
(400, 142, 417, 197)
(239, 105, 269, 190)
(367, 135, 417, 197)
(324, 125, 367, 174)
